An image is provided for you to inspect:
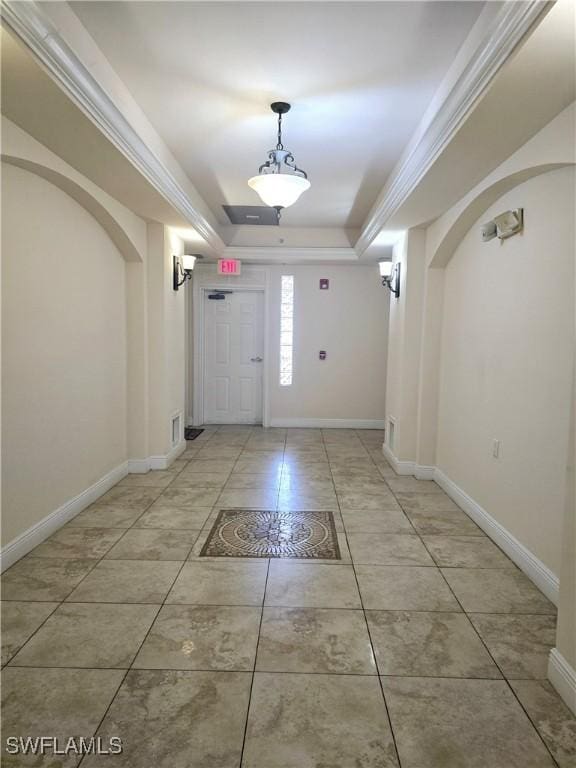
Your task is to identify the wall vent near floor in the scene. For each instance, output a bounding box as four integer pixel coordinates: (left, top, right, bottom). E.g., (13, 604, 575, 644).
(388, 418, 395, 452)
(171, 413, 182, 447)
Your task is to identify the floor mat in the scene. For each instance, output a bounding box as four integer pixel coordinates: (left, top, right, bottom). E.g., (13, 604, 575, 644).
(184, 427, 204, 441)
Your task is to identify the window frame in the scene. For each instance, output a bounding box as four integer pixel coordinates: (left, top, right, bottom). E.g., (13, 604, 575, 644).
(279, 275, 294, 387)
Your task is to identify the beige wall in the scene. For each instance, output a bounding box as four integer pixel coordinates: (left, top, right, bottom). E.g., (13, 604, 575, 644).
(384, 231, 426, 459)
(1, 122, 188, 559)
(436, 167, 574, 576)
(165, 231, 186, 442)
(190, 263, 388, 425)
(146, 223, 168, 454)
(2, 117, 147, 259)
(146, 224, 186, 456)
(555, 369, 575, 672)
(268, 265, 388, 423)
(384, 236, 407, 449)
(382, 107, 575, 705)
(125, 259, 149, 461)
(1, 163, 127, 545)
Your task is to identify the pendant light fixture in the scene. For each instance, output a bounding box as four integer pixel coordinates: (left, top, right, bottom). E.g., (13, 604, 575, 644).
(248, 102, 310, 219)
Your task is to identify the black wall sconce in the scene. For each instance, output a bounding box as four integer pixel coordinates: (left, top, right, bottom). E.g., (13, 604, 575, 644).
(173, 254, 197, 291)
(379, 260, 401, 298)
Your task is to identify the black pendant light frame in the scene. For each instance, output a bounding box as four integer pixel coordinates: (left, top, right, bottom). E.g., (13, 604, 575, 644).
(257, 102, 308, 180)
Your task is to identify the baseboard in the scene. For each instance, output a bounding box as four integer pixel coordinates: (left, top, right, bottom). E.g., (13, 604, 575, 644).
(269, 418, 387, 430)
(126, 458, 151, 474)
(435, 469, 559, 605)
(1, 440, 190, 571)
(149, 439, 187, 470)
(548, 648, 576, 714)
(414, 464, 436, 480)
(382, 444, 415, 475)
(0, 462, 129, 572)
(382, 445, 435, 479)
(380, 445, 559, 605)
(127, 440, 187, 473)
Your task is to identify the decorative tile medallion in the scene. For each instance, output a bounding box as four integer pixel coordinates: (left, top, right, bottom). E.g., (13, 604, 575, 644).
(200, 510, 341, 560)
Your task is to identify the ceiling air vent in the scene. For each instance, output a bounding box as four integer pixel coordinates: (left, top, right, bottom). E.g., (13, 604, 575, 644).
(222, 205, 279, 226)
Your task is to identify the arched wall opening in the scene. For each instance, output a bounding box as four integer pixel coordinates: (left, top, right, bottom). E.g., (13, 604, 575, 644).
(1, 160, 134, 551)
(430, 165, 574, 579)
(429, 163, 572, 269)
(2, 155, 143, 263)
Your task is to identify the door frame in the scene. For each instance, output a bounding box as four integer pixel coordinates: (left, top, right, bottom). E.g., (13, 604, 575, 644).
(192, 282, 270, 427)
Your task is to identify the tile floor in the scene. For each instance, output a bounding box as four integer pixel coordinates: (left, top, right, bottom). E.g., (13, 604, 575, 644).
(2, 426, 575, 767)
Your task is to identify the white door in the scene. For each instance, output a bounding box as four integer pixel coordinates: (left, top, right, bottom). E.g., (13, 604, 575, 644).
(203, 290, 264, 424)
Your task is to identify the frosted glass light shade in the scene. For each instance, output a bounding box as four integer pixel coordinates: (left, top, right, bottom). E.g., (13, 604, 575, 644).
(248, 173, 311, 208)
(182, 254, 197, 271)
(379, 260, 393, 277)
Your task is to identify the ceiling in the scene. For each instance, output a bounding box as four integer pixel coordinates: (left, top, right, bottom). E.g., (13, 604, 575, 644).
(3, 0, 572, 264)
(0, 27, 194, 232)
(384, 0, 576, 230)
(68, 1, 484, 230)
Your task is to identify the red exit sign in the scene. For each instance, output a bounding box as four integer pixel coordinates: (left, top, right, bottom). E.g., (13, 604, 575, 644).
(218, 259, 241, 276)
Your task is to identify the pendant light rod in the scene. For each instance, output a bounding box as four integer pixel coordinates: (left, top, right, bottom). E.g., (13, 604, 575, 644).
(271, 101, 291, 149)
(277, 112, 283, 149)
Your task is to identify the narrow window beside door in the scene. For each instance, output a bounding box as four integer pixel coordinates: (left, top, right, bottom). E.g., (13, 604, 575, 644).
(280, 275, 294, 386)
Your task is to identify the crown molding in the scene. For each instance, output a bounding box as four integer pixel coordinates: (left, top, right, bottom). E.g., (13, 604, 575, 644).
(3, 0, 549, 257)
(1, 0, 225, 254)
(224, 246, 358, 263)
(355, 0, 551, 255)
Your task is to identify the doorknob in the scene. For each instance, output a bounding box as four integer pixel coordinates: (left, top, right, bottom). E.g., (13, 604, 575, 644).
(250, 356, 263, 362)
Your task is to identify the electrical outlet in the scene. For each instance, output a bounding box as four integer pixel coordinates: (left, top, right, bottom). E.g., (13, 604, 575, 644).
(492, 439, 501, 459)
